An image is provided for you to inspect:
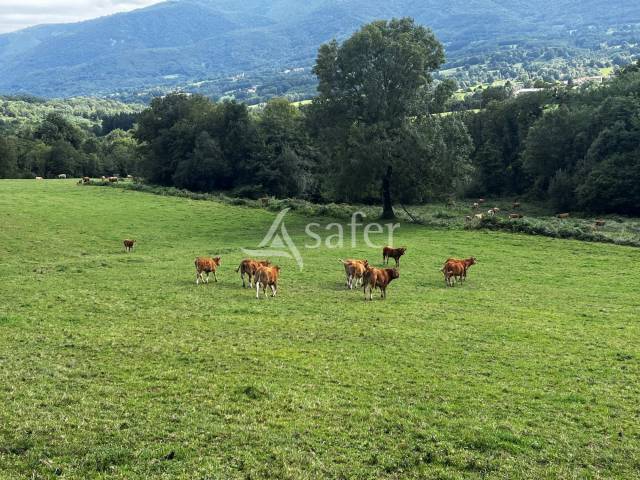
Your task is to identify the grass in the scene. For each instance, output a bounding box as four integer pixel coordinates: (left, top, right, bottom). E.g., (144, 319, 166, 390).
(1, 179, 640, 479)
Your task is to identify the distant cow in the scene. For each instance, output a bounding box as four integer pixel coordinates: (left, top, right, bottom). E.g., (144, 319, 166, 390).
(108, 177, 118, 183)
(58, 174, 67, 179)
(123, 239, 136, 252)
(235, 258, 271, 288)
(509, 213, 524, 219)
(126, 174, 133, 179)
(478, 198, 486, 204)
(363, 266, 400, 300)
(488, 207, 500, 216)
(557, 213, 570, 219)
(513, 202, 521, 209)
(82, 176, 91, 184)
(595, 219, 606, 227)
(195, 256, 221, 285)
(35, 176, 43, 180)
(339, 259, 369, 289)
(474, 213, 484, 220)
(255, 265, 281, 298)
(382, 246, 406, 267)
(472, 202, 479, 209)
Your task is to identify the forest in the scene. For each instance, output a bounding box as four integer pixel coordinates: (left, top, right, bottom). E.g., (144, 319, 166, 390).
(1, 19, 639, 214)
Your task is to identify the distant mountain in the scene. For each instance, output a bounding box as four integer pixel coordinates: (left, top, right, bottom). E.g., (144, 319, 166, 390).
(0, 0, 639, 98)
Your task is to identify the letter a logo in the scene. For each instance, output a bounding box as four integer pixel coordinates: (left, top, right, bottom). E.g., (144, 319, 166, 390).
(242, 208, 304, 270)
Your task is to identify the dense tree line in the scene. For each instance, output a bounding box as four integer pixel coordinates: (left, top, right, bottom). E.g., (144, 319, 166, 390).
(0, 112, 141, 179)
(465, 61, 640, 214)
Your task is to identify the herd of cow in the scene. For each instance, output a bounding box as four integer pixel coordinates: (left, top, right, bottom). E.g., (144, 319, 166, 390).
(124, 240, 477, 300)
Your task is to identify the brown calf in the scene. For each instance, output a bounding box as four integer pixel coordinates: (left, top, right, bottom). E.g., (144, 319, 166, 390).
(509, 213, 523, 219)
(82, 176, 91, 184)
(195, 256, 221, 285)
(235, 259, 271, 288)
(255, 265, 281, 298)
(123, 239, 136, 252)
(339, 259, 369, 290)
(382, 246, 406, 267)
(363, 267, 400, 300)
(108, 176, 118, 183)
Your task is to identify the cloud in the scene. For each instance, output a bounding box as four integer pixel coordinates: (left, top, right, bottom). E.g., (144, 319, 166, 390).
(0, 0, 164, 34)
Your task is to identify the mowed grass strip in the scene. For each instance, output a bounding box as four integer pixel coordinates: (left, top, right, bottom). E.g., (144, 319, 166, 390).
(0, 179, 639, 479)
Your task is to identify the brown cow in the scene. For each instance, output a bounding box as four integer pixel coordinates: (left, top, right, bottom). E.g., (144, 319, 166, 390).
(255, 265, 281, 298)
(82, 176, 91, 184)
(382, 246, 406, 267)
(557, 213, 570, 219)
(108, 176, 118, 183)
(513, 201, 521, 209)
(123, 239, 136, 252)
(509, 213, 523, 219)
(235, 259, 271, 288)
(478, 198, 486, 204)
(339, 259, 369, 290)
(363, 266, 400, 300)
(195, 256, 221, 285)
(441, 257, 477, 286)
(595, 219, 606, 227)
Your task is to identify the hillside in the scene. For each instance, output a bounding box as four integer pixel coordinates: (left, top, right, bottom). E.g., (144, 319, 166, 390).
(0, 0, 639, 99)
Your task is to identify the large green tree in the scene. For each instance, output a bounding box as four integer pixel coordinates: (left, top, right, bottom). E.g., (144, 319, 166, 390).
(311, 18, 446, 217)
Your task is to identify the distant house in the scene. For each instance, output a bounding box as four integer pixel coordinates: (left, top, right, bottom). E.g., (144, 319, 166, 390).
(514, 88, 546, 96)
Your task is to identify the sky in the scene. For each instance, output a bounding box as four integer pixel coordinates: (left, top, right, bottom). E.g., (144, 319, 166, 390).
(0, 0, 164, 34)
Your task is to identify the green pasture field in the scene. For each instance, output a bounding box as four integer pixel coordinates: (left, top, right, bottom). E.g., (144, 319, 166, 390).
(1, 179, 639, 479)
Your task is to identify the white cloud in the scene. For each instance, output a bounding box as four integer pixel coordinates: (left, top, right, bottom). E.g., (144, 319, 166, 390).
(0, 0, 164, 34)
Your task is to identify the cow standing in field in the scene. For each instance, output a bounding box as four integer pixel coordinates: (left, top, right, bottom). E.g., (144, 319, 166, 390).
(58, 174, 67, 179)
(235, 259, 271, 288)
(441, 257, 477, 286)
(339, 259, 369, 289)
(382, 246, 406, 267)
(255, 265, 281, 298)
(363, 266, 399, 300)
(557, 213, 570, 219)
(108, 177, 118, 183)
(195, 256, 221, 285)
(123, 239, 136, 252)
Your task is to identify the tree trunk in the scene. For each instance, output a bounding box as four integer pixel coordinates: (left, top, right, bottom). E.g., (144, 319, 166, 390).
(381, 165, 395, 219)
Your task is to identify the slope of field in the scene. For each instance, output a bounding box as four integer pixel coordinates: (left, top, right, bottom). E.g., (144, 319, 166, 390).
(1, 179, 639, 479)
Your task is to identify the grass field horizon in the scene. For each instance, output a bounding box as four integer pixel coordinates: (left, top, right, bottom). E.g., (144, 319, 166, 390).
(1, 179, 639, 479)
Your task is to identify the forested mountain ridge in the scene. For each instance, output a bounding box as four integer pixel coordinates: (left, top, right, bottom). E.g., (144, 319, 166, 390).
(0, 0, 639, 99)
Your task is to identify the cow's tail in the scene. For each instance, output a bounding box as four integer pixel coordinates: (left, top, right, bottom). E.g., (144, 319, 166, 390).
(235, 264, 241, 273)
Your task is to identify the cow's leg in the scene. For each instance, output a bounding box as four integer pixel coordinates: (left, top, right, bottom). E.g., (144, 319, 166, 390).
(196, 271, 200, 285)
(270, 284, 276, 297)
(214, 271, 218, 282)
(248, 273, 253, 289)
(241, 272, 246, 288)
(256, 281, 260, 299)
